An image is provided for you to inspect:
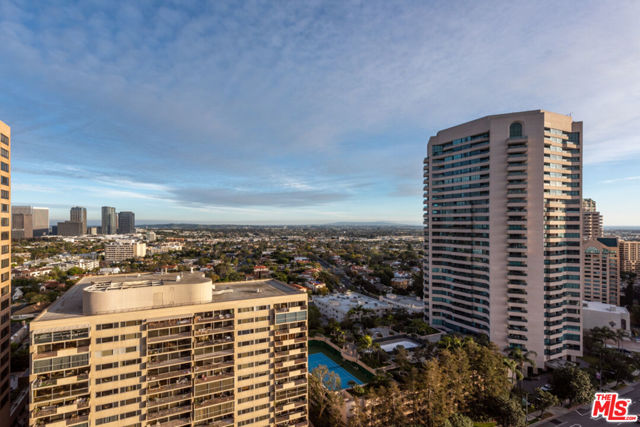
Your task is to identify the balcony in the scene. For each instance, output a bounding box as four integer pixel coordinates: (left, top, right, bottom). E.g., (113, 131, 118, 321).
(148, 368, 191, 381)
(148, 393, 192, 407)
(275, 378, 307, 390)
(194, 325, 234, 335)
(148, 331, 192, 343)
(194, 337, 233, 348)
(147, 404, 192, 420)
(32, 388, 89, 403)
(147, 318, 192, 330)
(194, 360, 234, 373)
(33, 346, 89, 360)
(148, 378, 191, 394)
(148, 356, 192, 368)
(156, 418, 192, 427)
(194, 348, 234, 361)
(66, 415, 89, 426)
(194, 372, 234, 385)
(194, 394, 234, 409)
(195, 313, 234, 323)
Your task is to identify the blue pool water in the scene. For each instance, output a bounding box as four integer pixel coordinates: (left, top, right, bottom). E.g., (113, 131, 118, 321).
(308, 352, 363, 390)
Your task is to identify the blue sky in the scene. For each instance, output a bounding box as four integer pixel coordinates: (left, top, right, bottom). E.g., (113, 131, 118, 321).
(1, 1, 639, 225)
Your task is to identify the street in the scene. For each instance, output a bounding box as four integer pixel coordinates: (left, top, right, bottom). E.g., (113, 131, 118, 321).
(539, 384, 640, 426)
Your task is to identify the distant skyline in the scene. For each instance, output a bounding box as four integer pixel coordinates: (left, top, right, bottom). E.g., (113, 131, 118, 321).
(1, 1, 640, 225)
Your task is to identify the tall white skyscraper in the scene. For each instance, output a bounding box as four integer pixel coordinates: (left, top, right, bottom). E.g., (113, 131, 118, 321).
(423, 110, 583, 367)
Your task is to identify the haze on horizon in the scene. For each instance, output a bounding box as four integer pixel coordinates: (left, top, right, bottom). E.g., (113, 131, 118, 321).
(1, 1, 639, 225)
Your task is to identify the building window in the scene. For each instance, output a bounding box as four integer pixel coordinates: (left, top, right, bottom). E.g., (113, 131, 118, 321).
(0, 135, 7, 145)
(0, 163, 7, 173)
(1, 176, 8, 186)
(509, 122, 523, 138)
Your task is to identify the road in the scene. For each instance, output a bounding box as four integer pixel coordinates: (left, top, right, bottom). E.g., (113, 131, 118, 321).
(539, 384, 640, 426)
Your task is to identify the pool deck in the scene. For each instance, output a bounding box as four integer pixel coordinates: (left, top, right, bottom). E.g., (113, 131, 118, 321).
(308, 339, 374, 386)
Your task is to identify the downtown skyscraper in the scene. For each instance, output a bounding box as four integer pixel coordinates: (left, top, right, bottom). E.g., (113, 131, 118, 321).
(423, 110, 583, 367)
(101, 206, 117, 235)
(70, 206, 87, 235)
(118, 211, 136, 234)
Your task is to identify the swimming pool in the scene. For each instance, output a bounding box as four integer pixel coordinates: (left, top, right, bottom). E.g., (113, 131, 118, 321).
(308, 351, 363, 390)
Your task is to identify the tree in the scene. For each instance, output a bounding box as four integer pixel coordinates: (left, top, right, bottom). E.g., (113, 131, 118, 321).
(551, 366, 595, 406)
(504, 346, 537, 388)
(614, 328, 629, 349)
(503, 357, 521, 386)
(357, 334, 373, 352)
(487, 395, 526, 427)
(534, 387, 560, 418)
(630, 305, 640, 328)
(445, 413, 474, 427)
(66, 267, 84, 276)
(309, 365, 344, 427)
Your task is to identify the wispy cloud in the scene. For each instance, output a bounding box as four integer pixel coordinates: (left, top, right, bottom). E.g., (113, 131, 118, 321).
(1, 1, 640, 222)
(602, 176, 640, 184)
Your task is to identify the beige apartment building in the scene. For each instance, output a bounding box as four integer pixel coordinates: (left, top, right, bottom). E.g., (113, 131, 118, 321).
(583, 238, 620, 305)
(28, 273, 308, 427)
(0, 120, 11, 419)
(104, 242, 147, 263)
(619, 240, 640, 275)
(582, 198, 603, 240)
(423, 110, 583, 367)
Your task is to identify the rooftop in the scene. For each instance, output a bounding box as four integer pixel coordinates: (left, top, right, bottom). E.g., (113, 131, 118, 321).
(582, 300, 629, 314)
(36, 272, 305, 321)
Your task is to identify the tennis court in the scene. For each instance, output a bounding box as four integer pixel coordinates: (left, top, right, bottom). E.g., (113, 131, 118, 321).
(308, 351, 363, 390)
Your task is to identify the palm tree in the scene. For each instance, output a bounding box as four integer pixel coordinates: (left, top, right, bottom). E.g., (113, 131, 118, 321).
(614, 328, 629, 350)
(503, 356, 521, 386)
(505, 346, 537, 388)
(589, 326, 616, 388)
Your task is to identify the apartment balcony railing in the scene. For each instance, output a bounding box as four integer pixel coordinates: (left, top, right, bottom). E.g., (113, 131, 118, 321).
(147, 404, 192, 421)
(147, 392, 192, 407)
(148, 332, 192, 343)
(148, 368, 191, 382)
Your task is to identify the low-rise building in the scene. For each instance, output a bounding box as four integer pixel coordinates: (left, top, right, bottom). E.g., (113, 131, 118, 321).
(254, 265, 270, 279)
(311, 291, 424, 320)
(303, 280, 326, 293)
(582, 301, 630, 331)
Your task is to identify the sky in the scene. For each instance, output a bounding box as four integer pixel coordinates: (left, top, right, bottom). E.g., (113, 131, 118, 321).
(0, 1, 639, 225)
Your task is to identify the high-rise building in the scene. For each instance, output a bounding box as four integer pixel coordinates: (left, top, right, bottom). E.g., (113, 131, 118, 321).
(104, 241, 146, 263)
(118, 211, 136, 234)
(11, 206, 33, 240)
(70, 206, 87, 235)
(28, 273, 308, 427)
(583, 238, 620, 305)
(0, 120, 11, 418)
(11, 206, 49, 238)
(423, 110, 583, 366)
(582, 198, 603, 240)
(32, 207, 49, 236)
(101, 206, 117, 235)
(619, 240, 640, 275)
(57, 220, 85, 236)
